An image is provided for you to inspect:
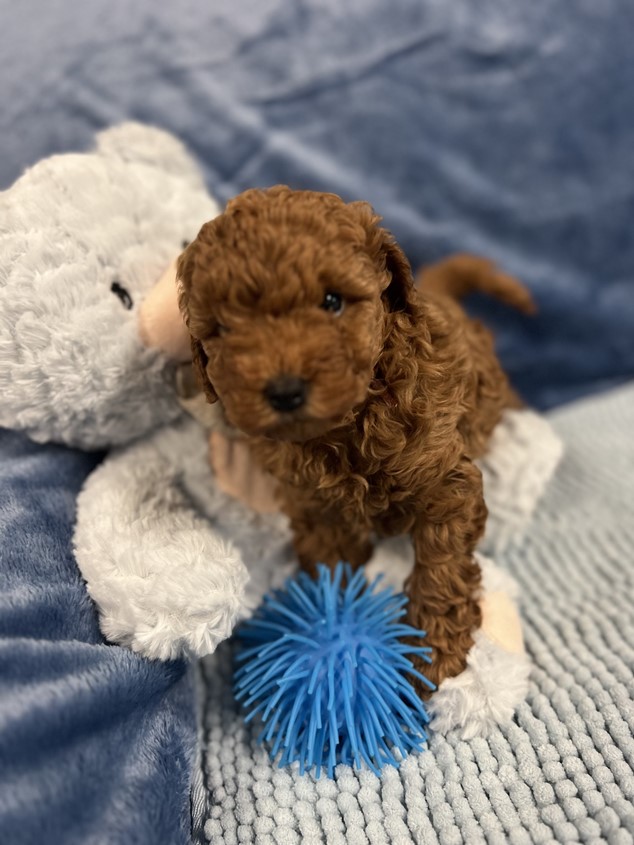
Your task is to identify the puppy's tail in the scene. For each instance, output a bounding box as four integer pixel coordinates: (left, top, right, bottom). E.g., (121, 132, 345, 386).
(417, 254, 536, 314)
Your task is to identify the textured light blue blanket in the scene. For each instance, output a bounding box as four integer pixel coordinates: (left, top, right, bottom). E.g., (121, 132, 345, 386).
(196, 384, 634, 844)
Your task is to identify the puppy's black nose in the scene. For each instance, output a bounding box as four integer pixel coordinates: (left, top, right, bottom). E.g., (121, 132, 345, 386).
(264, 375, 307, 412)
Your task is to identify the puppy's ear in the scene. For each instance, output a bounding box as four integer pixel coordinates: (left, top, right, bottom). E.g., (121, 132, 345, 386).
(380, 233, 417, 314)
(176, 241, 219, 404)
(348, 201, 416, 314)
(190, 338, 218, 404)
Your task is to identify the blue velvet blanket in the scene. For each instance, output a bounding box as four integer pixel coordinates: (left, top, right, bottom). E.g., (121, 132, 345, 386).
(0, 431, 197, 845)
(1, 1, 633, 843)
(2, 1, 634, 409)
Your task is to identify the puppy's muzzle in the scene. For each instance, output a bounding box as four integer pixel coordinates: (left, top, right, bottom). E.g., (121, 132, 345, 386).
(264, 375, 308, 412)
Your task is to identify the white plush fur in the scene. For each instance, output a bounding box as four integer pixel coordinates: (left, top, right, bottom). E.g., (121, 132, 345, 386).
(0, 124, 561, 735)
(0, 122, 218, 448)
(75, 424, 248, 659)
(427, 628, 532, 739)
(0, 123, 250, 658)
(478, 409, 563, 555)
(74, 417, 297, 660)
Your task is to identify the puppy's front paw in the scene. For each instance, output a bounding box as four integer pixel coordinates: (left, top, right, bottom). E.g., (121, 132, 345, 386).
(405, 589, 482, 695)
(410, 638, 472, 698)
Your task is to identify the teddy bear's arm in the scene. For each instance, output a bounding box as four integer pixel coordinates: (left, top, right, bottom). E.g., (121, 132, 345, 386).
(73, 427, 249, 660)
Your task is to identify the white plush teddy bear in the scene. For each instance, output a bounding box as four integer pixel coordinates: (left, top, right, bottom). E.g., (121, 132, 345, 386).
(0, 122, 253, 657)
(0, 123, 562, 736)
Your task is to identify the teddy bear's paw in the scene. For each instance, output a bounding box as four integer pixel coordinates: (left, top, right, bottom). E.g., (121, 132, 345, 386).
(427, 554, 531, 738)
(126, 606, 238, 662)
(427, 631, 531, 739)
(88, 541, 250, 661)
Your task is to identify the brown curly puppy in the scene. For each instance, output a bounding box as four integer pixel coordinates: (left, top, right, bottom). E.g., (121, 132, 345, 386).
(178, 186, 535, 692)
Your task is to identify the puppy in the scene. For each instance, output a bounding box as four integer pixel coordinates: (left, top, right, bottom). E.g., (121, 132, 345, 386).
(178, 186, 534, 692)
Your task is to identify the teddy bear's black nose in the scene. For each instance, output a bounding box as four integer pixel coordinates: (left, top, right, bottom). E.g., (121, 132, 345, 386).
(264, 375, 307, 412)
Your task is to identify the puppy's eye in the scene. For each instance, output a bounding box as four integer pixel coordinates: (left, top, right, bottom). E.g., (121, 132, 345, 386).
(210, 323, 229, 338)
(321, 291, 344, 315)
(111, 281, 133, 310)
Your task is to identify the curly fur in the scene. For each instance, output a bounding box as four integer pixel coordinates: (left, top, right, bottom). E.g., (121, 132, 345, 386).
(178, 186, 535, 691)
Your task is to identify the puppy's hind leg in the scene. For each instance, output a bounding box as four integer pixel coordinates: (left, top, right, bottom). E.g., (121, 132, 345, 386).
(406, 457, 485, 694)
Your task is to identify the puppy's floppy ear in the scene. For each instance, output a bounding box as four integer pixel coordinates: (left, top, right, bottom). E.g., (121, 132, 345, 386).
(379, 233, 417, 314)
(176, 242, 218, 404)
(190, 338, 218, 404)
(348, 200, 416, 314)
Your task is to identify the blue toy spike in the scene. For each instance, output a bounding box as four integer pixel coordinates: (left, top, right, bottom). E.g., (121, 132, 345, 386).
(234, 563, 435, 779)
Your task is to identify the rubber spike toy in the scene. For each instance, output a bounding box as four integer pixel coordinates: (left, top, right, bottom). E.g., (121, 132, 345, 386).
(235, 563, 434, 778)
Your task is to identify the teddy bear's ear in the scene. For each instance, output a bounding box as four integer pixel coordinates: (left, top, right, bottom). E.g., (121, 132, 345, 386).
(95, 122, 205, 187)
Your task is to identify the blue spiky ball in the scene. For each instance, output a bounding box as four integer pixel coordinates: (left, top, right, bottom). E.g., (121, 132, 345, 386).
(234, 564, 434, 778)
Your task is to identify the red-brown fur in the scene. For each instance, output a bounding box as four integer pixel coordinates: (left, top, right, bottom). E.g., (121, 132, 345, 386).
(178, 186, 534, 693)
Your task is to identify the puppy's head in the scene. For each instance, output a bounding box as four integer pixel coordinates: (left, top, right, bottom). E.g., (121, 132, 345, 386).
(178, 186, 415, 441)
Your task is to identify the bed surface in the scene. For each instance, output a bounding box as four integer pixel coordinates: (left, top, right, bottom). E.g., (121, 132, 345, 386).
(196, 384, 634, 844)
